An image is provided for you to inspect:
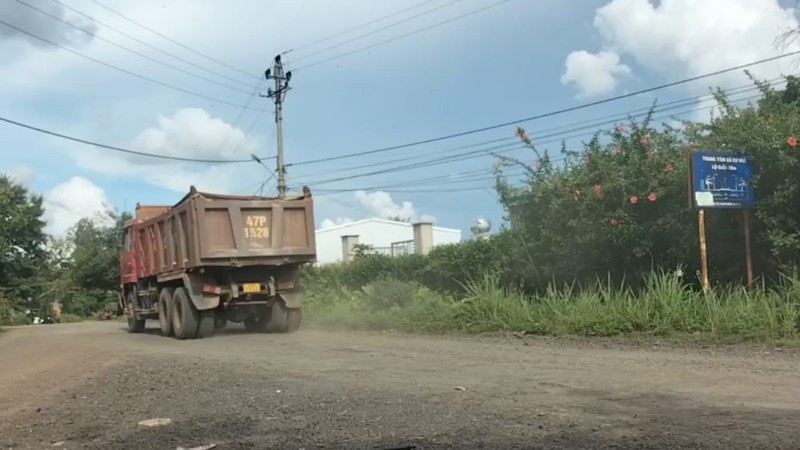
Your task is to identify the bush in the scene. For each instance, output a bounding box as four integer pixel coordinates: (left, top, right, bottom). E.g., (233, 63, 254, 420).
(303, 276, 457, 332)
(56, 313, 84, 324)
(303, 234, 514, 295)
(302, 270, 800, 341)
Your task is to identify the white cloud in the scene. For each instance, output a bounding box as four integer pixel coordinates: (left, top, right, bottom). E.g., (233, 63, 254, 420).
(0, 0, 523, 227)
(318, 190, 437, 229)
(69, 107, 264, 195)
(567, 0, 800, 99)
(561, 50, 631, 98)
(43, 176, 114, 237)
(2, 166, 35, 188)
(130, 107, 260, 164)
(320, 217, 354, 229)
(355, 190, 437, 222)
(0, 1, 97, 49)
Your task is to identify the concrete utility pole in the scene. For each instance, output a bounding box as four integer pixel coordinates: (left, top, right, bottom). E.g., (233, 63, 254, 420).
(261, 54, 291, 198)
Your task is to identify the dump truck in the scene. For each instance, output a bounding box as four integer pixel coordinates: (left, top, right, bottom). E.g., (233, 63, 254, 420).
(119, 186, 316, 339)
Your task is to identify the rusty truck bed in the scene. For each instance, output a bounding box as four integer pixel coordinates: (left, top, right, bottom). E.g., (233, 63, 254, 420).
(128, 188, 316, 279)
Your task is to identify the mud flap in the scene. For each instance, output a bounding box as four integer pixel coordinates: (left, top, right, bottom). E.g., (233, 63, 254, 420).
(182, 273, 220, 311)
(279, 291, 302, 309)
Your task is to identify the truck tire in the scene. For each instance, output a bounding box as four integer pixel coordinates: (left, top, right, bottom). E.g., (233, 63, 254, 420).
(158, 287, 174, 337)
(126, 291, 145, 333)
(266, 300, 288, 333)
(171, 287, 198, 340)
(197, 310, 215, 338)
(286, 308, 302, 333)
(214, 311, 228, 330)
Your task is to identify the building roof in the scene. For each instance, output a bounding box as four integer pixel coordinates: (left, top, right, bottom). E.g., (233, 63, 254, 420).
(315, 217, 461, 234)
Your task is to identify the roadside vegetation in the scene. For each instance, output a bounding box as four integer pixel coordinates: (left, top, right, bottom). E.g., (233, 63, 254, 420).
(0, 175, 127, 326)
(302, 75, 800, 343)
(3, 75, 800, 343)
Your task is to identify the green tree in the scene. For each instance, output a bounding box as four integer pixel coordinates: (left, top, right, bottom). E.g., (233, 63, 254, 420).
(0, 175, 47, 308)
(494, 115, 695, 289)
(62, 212, 131, 316)
(492, 74, 800, 290)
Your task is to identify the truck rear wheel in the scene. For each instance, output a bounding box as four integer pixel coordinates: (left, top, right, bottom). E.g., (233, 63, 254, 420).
(197, 310, 215, 338)
(158, 287, 174, 337)
(126, 291, 145, 333)
(266, 300, 287, 333)
(286, 308, 302, 333)
(266, 301, 301, 333)
(214, 310, 228, 330)
(172, 287, 198, 340)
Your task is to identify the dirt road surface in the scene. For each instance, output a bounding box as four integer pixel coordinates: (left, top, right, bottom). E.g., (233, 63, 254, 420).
(1, 321, 799, 449)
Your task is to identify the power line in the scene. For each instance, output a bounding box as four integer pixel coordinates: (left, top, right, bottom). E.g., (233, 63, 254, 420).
(347, 91, 765, 193)
(294, 0, 512, 71)
(49, 0, 255, 88)
(0, 116, 275, 163)
(287, 0, 439, 53)
(306, 86, 773, 190)
(290, 49, 800, 166)
(291, 0, 462, 63)
(295, 136, 514, 181)
(89, 0, 255, 79)
(16, 0, 252, 95)
(293, 74, 776, 182)
(0, 20, 262, 111)
(218, 79, 266, 152)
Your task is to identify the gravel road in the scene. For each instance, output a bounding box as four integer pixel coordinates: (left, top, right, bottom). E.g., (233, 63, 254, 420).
(1, 321, 799, 449)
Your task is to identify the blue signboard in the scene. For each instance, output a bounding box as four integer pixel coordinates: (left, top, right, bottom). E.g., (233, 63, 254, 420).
(690, 151, 755, 209)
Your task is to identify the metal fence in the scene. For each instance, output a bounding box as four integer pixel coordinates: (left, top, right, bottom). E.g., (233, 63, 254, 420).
(362, 239, 416, 257)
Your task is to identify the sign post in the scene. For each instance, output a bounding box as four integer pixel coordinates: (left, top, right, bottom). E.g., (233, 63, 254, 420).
(743, 210, 753, 288)
(697, 209, 710, 293)
(689, 151, 756, 292)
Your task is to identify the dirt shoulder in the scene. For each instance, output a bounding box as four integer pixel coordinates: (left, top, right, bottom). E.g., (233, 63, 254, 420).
(1, 321, 799, 449)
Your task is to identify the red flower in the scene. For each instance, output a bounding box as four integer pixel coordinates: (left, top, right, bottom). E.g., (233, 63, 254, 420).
(646, 151, 654, 158)
(613, 146, 622, 154)
(629, 196, 638, 204)
(650, 179, 659, 188)
(665, 163, 674, 173)
(610, 218, 619, 225)
(640, 137, 649, 144)
(617, 125, 625, 133)
(656, 217, 664, 226)
(787, 136, 797, 147)
(648, 193, 657, 202)
(593, 184, 602, 192)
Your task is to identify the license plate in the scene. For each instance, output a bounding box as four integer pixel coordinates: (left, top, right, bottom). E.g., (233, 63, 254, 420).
(242, 283, 261, 293)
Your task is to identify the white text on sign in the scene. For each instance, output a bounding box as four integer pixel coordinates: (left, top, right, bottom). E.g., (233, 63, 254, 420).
(244, 215, 269, 239)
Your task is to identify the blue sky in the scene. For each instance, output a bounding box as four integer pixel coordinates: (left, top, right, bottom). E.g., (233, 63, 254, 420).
(2, 0, 799, 236)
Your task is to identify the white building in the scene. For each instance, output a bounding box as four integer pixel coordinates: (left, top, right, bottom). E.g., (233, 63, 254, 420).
(314, 218, 462, 264)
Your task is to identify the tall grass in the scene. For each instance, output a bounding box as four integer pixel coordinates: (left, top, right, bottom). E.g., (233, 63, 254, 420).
(302, 269, 800, 342)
